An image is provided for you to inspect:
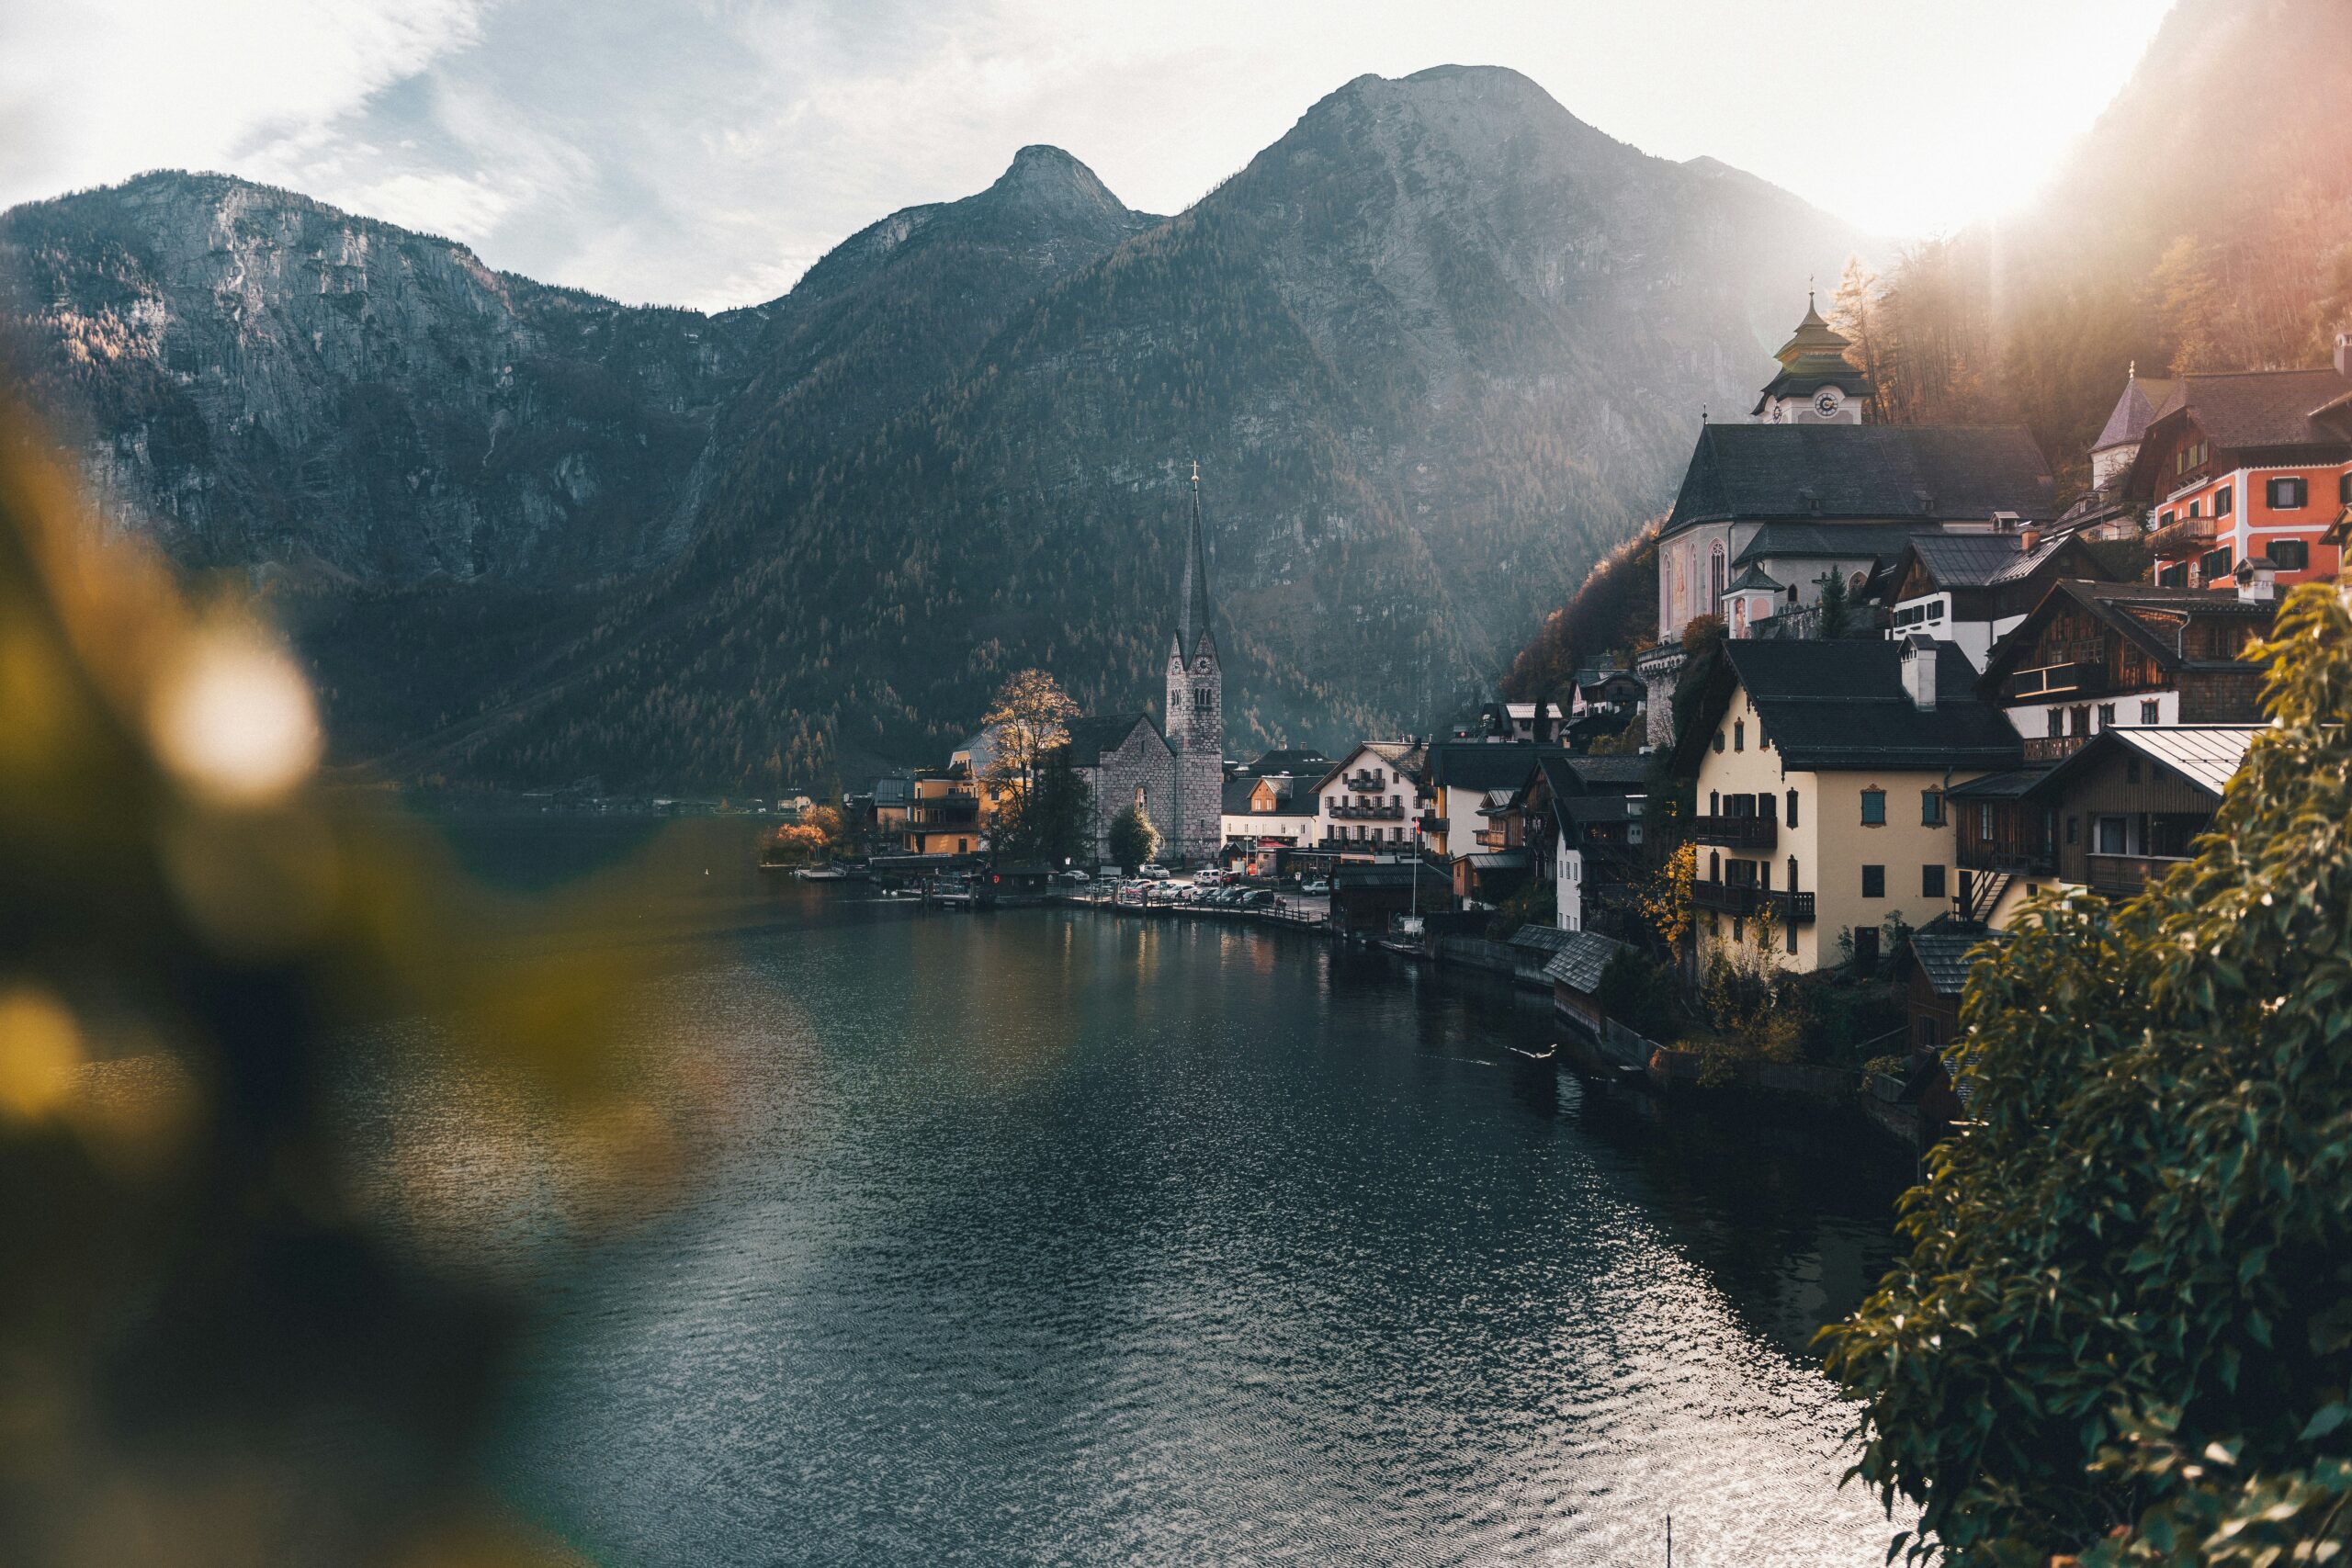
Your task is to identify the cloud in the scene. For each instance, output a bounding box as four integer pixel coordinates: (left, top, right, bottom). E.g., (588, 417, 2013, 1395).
(2, 0, 2172, 313)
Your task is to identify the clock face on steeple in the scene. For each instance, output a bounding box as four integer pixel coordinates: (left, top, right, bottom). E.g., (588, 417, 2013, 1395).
(1814, 387, 1844, 418)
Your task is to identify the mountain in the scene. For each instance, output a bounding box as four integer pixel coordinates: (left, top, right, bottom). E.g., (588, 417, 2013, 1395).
(1840, 0, 2352, 473)
(3, 66, 1865, 790)
(0, 171, 753, 584)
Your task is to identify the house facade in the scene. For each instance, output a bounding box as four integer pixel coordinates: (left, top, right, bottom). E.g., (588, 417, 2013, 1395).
(1978, 579, 2274, 760)
(2130, 338, 2352, 592)
(1679, 637, 2022, 974)
(1311, 741, 1427, 861)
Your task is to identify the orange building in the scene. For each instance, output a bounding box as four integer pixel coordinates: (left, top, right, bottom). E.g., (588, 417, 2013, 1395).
(2132, 334, 2352, 593)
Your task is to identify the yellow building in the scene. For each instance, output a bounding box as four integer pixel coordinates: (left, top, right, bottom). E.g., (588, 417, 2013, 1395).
(1679, 637, 2023, 973)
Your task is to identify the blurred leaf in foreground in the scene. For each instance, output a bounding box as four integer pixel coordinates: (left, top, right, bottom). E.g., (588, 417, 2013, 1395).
(0, 394, 701, 1566)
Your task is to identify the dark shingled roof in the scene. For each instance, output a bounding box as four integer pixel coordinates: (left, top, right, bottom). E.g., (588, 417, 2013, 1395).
(1427, 741, 1549, 794)
(1908, 927, 2007, 999)
(1945, 764, 2054, 801)
(1691, 640, 2023, 773)
(1542, 931, 1625, 994)
(1063, 713, 1164, 769)
(2152, 367, 2352, 453)
(1509, 925, 1575, 953)
(1735, 521, 1951, 568)
(1238, 749, 1333, 777)
(1903, 532, 2077, 589)
(2092, 375, 2178, 453)
(1223, 774, 1307, 815)
(1664, 423, 2057, 540)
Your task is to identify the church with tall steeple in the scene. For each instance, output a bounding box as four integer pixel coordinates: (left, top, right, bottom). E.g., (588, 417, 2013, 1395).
(1164, 461, 1224, 864)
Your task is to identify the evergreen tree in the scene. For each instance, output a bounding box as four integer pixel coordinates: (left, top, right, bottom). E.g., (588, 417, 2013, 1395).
(1107, 803, 1160, 874)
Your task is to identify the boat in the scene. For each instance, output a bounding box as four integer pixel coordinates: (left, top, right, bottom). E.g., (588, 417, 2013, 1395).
(796, 865, 850, 881)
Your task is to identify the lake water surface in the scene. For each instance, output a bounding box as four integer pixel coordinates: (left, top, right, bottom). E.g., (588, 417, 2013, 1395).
(368, 816, 1910, 1566)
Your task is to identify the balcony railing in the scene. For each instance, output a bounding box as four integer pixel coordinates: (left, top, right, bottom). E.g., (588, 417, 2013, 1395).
(1328, 801, 1404, 820)
(1957, 841, 2058, 875)
(906, 804, 979, 827)
(2005, 660, 2108, 701)
(1474, 828, 1515, 850)
(1342, 772, 1388, 792)
(1693, 882, 1815, 923)
(2086, 852, 2190, 898)
(2021, 735, 2088, 762)
(1689, 813, 1777, 849)
(1419, 817, 1449, 835)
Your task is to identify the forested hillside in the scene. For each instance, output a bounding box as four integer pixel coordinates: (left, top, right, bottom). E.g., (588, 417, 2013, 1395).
(383, 65, 1862, 788)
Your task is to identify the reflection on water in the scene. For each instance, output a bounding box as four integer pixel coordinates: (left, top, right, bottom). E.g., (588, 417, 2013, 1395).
(346, 816, 1907, 1567)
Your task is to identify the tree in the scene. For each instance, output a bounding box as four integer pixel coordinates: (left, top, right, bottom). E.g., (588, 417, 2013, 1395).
(995, 743, 1091, 865)
(1823, 581, 2352, 1566)
(1827, 254, 1889, 424)
(1107, 802, 1160, 874)
(978, 668, 1081, 829)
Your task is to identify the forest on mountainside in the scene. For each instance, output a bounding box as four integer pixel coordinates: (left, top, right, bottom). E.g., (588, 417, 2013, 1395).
(1501, 0, 2352, 705)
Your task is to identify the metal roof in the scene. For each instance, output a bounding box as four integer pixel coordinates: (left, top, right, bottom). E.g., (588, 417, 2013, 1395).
(1665, 423, 2057, 539)
(2111, 726, 2262, 796)
(1464, 851, 1531, 871)
(1508, 925, 1576, 953)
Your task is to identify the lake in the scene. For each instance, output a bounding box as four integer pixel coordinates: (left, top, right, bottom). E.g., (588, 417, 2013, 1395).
(358, 815, 1910, 1566)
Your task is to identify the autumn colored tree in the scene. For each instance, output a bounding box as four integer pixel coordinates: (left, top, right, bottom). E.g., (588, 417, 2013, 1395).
(1824, 581, 2352, 1565)
(978, 669, 1080, 826)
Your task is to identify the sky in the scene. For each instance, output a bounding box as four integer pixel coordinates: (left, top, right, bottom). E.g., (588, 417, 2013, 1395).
(0, 0, 2174, 313)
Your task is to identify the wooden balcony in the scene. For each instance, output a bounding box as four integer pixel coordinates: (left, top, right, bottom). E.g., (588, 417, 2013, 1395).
(2020, 735, 2088, 762)
(1474, 828, 1516, 850)
(1342, 772, 1388, 792)
(2086, 852, 2190, 898)
(1689, 813, 1776, 850)
(1957, 841, 2057, 876)
(1328, 801, 1404, 820)
(2005, 660, 2108, 701)
(1692, 882, 1815, 923)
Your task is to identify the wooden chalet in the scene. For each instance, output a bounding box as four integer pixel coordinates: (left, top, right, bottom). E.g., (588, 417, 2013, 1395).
(1977, 580, 2273, 761)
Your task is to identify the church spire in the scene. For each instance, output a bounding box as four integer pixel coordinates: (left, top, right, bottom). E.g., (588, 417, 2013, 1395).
(1174, 458, 1216, 659)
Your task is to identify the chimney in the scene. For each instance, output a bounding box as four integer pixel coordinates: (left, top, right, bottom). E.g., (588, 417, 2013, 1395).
(1900, 634, 1939, 711)
(2337, 331, 2351, 378)
(2018, 524, 2041, 553)
(2235, 558, 2278, 604)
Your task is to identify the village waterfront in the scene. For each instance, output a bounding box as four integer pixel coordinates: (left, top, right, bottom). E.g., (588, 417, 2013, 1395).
(346, 811, 1914, 1566)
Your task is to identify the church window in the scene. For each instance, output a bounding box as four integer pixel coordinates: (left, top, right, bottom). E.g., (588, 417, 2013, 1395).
(1733, 720, 1744, 752)
(1709, 543, 1727, 615)
(1192, 687, 1212, 712)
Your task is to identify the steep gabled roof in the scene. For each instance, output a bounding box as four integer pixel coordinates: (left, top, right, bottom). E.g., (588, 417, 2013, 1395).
(1735, 521, 1949, 568)
(1685, 639, 2022, 774)
(1979, 580, 2276, 691)
(1237, 748, 1333, 777)
(2153, 367, 2352, 453)
(1311, 739, 1426, 795)
(1901, 532, 2087, 590)
(1906, 926, 2008, 999)
(2092, 374, 2179, 453)
(1663, 423, 2057, 540)
(1063, 712, 1165, 768)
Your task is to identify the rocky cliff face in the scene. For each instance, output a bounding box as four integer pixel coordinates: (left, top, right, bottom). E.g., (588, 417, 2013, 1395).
(3, 68, 1864, 789)
(1, 173, 752, 583)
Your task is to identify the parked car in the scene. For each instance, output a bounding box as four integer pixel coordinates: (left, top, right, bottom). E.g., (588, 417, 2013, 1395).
(1136, 864, 1170, 882)
(1300, 878, 1330, 896)
(1238, 888, 1275, 908)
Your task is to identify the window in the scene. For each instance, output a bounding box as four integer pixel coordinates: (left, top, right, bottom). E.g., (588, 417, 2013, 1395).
(1785, 789, 1799, 828)
(1713, 730, 1725, 753)
(2216, 484, 2233, 516)
(1709, 790, 1720, 815)
(2267, 538, 2310, 571)
(2200, 547, 2233, 583)
(2160, 510, 2177, 527)
(1921, 790, 1945, 827)
(2188, 500, 2201, 519)
(1861, 864, 1885, 897)
(1855, 927, 1881, 970)
(1860, 789, 1886, 826)
(1922, 864, 1946, 899)
(2070, 706, 2090, 737)
(2157, 562, 2188, 589)
(1920, 1015, 1941, 1049)
(2097, 816, 2128, 855)
(1733, 719, 1745, 752)
(2098, 703, 2116, 730)
(2142, 699, 2160, 724)
(2066, 815, 2080, 846)
(2343, 472, 2352, 506)
(1192, 687, 1212, 712)
(1978, 805, 1993, 842)
(2267, 477, 2309, 511)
